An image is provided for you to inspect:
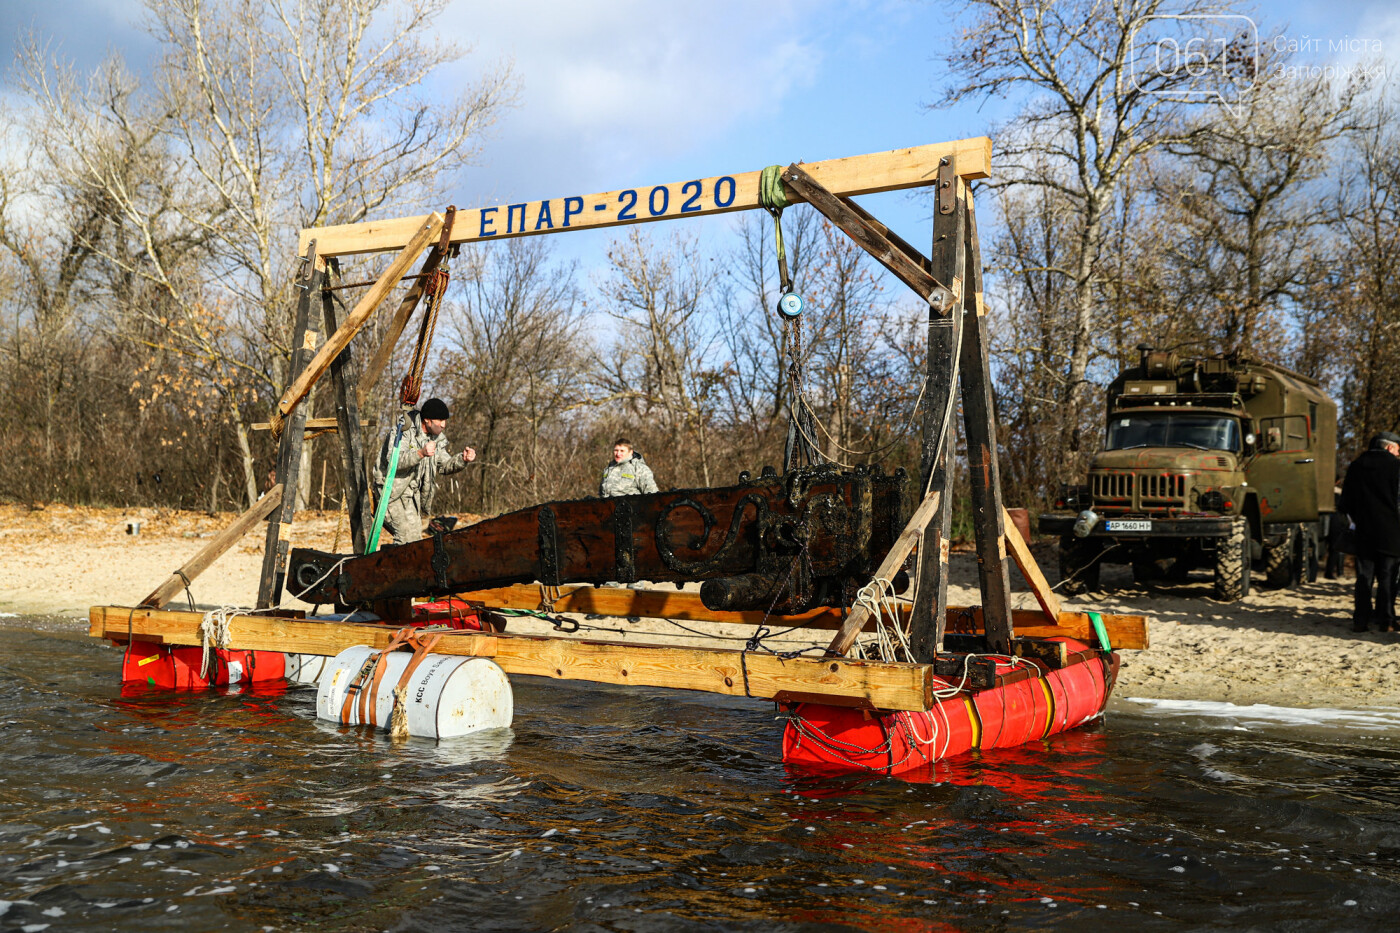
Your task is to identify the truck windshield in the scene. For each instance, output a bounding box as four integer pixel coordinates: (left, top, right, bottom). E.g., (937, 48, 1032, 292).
(1106, 413, 1241, 452)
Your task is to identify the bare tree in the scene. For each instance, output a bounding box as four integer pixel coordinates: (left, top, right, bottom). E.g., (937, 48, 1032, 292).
(938, 0, 1230, 457)
(439, 239, 588, 513)
(1329, 85, 1400, 453)
(10, 0, 516, 507)
(1157, 63, 1360, 350)
(595, 230, 721, 486)
(717, 206, 822, 432)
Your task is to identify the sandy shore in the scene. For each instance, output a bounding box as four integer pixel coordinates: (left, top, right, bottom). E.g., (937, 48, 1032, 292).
(3, 503, 1396, 709)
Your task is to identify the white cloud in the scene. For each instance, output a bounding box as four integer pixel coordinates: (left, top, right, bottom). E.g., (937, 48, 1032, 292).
(436, 0, 831, 199)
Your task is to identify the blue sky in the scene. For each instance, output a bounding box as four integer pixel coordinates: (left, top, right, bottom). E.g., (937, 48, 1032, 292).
(4, 0, 1399, 277)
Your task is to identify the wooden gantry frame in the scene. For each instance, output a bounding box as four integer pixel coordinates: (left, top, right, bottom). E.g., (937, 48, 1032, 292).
(97, 137, 1146, 712)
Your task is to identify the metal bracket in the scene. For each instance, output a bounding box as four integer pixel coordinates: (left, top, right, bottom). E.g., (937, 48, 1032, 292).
(937, 158, 956, 215)
(538, 505, 562, 586)
(612, 498, 637, 584)
(296, 239, 317, 290)
(431, 527, 451, 592)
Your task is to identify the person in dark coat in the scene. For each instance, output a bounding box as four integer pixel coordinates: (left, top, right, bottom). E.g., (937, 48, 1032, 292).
(1339, 432, 1400, 632)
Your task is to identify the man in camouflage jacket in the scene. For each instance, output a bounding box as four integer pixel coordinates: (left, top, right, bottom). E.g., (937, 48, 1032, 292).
(372, 397, 475, 543)
(599, 438, 658, 497)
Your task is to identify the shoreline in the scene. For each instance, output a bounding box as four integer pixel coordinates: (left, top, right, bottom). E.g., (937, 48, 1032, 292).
(4, 503, 1397, 710)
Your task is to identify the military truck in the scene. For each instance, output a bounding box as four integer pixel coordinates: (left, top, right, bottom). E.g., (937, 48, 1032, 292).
(1038, 346, 1337, 601)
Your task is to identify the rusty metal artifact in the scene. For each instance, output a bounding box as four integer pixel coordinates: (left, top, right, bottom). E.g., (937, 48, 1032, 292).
(289, 464, 913, 613)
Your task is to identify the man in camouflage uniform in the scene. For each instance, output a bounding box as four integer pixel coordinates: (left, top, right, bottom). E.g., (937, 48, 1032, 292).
(372, 397, 476, 544)
(599, 438, 658, 497)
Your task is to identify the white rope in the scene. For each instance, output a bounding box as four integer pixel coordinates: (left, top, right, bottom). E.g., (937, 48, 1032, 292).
(850, 575, 919, 663)
(198, 607, 244, 679)
(194, 556, 351, 679)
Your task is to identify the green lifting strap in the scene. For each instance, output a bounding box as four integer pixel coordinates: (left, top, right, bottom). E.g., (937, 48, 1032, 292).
(365, 414, 408, 554)
(759, 165, 792, 293)
(1086, 610, 1113, 653)
(758, 164, 790, 212)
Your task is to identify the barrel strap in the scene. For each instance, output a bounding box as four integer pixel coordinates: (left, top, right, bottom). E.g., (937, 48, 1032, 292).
(395, 633, 442, 695)
(339, 628, 444, 729)
(341, 628, 412, 725)
(963, 696, 983, 749)
(339, 653, 381, 725)
(363, 628, 416, 727)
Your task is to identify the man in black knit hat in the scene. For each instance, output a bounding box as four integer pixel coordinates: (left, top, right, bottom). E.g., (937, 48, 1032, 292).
(372, 397, 476, 544)
(1339, 431, 1400, 632)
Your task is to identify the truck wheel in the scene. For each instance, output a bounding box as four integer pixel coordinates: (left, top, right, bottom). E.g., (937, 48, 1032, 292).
(1264, 525, 1297, 589)
(1213, 518, 1251, 601)
(1059, 535, 1101, 596)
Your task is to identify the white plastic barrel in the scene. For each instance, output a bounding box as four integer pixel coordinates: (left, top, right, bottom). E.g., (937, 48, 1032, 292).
(315, 646, 513, 739)
(284, 653, 329, 686)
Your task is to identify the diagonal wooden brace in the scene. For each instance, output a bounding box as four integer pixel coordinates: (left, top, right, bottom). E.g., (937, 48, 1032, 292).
(267, 212, 443, 436)
(357, 207, 458, 406)
(825, 490, 942, 657)
(1003, 506, 1061, 624)
(139, 485, 284, 609)
(780, 162, 956, 314)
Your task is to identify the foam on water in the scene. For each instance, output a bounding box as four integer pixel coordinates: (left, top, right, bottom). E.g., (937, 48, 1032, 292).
(1123, 696, 1400, 731)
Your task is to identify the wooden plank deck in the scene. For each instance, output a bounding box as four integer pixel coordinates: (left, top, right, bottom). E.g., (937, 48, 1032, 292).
(90, 606, 935, 712)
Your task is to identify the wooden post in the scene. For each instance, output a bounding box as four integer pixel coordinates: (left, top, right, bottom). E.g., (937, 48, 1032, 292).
(266, 213, 443, 435)
(907, 161, 967, 662)
(258, 245, 320, 609)
(957, 190, 1015, 653)
(140, 485, 284, 609)
(322, 263, 372, 555)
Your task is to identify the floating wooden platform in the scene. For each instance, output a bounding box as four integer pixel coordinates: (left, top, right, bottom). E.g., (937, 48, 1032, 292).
(91, 587, 1145, 713)
(92, 606, 934, 711)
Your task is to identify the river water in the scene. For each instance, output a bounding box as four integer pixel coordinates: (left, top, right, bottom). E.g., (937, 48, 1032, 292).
(2, 614, 1398, 931)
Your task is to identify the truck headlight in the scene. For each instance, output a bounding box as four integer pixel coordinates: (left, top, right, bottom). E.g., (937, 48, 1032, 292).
(1198, 489, 1225, 512)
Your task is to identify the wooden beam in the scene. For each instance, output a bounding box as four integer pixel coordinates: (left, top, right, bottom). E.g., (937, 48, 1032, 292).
(957, 188, 1015, 654)
(908, 171, 968, 661)
(945, 607, 1147, 650)
(780, 162, 949, 306)
(89, 606, 935, 712)
(252, 417, 369, 433)
(459, 584, 845, 628)
(452, 583, 1146, 649)
(355, 217, 455, 406)
(323, 282, 372, 556)
(258, 251, 319, 609)
(139, 486, 283, 609)
(1002, 507, 1061, 623)
(825, 491, 942, 658)
(298, 138, 994, 258)
(268, 214, 443, 435)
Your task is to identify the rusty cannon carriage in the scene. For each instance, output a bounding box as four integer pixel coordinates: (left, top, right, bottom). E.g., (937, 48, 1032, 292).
(289, 463, 916, 614)
(90, 136, 1146, 775)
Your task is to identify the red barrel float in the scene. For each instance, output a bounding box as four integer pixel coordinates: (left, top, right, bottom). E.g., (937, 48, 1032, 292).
(121, 643, 286, 689)
(783, 641, 1115, 775)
